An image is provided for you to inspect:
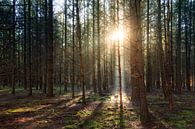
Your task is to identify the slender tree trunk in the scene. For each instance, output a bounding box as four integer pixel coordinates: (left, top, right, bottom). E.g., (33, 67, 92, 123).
(35, 1, 39, 90)
(12, 0, 16, 95)
(28, 0, 32, 96)
(185, 2, 188, 90)
(116, 0, 123, 108)
(176, 0, 182, 94)
(156, 0, 162, 90)
(97, 0, 102, 95)
(193, 1, 195, 91)
(165, 0, 173, 111)
(146, 0, 152, 92)
(64, 0, 68, 92)
(92, 0, 97, 93)
(23, 0, 27, 90)
(72, 0, 75, 98)
(44, 0, 48, 94)
(47, 0, 54, 97)
(184, 1, 191, 91)
(170, 0, 174, 90)
(189, 0, 192, 91)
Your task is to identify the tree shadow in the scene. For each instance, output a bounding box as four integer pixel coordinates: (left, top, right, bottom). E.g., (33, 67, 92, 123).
(29, 94, 109, 129)
(119, 107, 125, 129)
(78, 101, 104, 128)
(0, 94, 84, 128)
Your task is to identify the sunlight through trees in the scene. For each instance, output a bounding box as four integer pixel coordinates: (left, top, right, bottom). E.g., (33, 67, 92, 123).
(1, 0, 195, 128)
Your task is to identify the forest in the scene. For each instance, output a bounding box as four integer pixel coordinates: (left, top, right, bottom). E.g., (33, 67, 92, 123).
(0, 0, 195, 128)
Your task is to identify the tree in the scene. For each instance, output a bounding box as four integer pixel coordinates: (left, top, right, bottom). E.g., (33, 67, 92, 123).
(23, 0, 27, 90)
(44, 0, 48, 94)
(64, 0, 68, 92)
(71, 0, 75, 98)
(146, 0, 152, 92)
(184, 0, 191, 91)
(47, 0, 54, 97)
(97, 0, 102, 95)
(176, 0, 182, 93)
(92, 0, 97, 93)
(76, 0, 85, 104)
(27, 0, 32, 96)
(164, 0, 174, 111)
(130, 0, 150, 122)
(11, 0, 16, 95)
(116, 0, 123, 108)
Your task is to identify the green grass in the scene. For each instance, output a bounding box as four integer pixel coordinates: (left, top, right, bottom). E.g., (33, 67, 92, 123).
(76, 109, 93, 118)
(63, 124, 78, 129)
(148, 94, 195, 129)
(86, 94, 110, 101)
(170, 108, 195, 129)
(0, 107, 36, 115)
(84, 120, 103, 129)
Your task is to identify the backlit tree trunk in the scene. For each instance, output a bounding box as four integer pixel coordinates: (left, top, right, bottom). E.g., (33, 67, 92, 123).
(130, 0, 150, 122)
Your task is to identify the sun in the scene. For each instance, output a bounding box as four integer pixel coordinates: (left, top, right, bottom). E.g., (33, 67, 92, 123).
(111, 29, 125, 42)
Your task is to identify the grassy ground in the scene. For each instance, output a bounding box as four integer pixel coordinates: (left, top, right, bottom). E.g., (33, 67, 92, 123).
(148, 93, 195, 129)
(0, 87, 195, 129)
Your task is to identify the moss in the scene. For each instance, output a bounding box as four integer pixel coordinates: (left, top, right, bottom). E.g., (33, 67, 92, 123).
(85, 120, 103, 129)
(0, 107, 35, 115)
(167, 108, 195, 129)
(63, 124, 78, 129)
(76, 109, 92, 118)
(170, 119, 187, 129)
(87, 95, 110, 101)
(0, 89, 10, 93)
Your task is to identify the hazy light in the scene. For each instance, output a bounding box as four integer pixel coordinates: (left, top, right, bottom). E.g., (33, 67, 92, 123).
(110, 91, 130, 106)
(111, 29, 125, 42)
(54, 0, 64, 13)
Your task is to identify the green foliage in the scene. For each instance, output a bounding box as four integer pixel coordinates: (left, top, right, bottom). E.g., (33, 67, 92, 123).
(76, 109, 93, 118)
(63, 124, 78, 129)
(149, 94, 195, 129)
(0, 107, 36, 115)
(84, 120, 103, 129)
(169, 108, 195, 129)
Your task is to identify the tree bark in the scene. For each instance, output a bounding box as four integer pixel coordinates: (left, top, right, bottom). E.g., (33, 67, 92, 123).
(47, 0, 54, 97)
(130, 0, 150, 122)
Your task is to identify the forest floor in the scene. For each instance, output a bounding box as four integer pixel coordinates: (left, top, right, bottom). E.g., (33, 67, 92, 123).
(0, 87, 195, 129)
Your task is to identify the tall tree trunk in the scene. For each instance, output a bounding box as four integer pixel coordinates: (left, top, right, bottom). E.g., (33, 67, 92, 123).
(146, 0, 152, 92)
(28, 0, 32, 96)
(35, 1, 39, 90)
(92, 0, 97, 93)
(130, 0, 150, 122)
(12, 0, 16, 95)
(97, 0, 102, 95)
(193, 0, 195, 91)
(165, 0, 174, 111)
(72, 0, 75, 98)
(116, 0, 123, 108)
(76, 0, 85, 104)
(44, 0, 48, 94)
(176, 0, 182, 93)
(184, 1, 191, 91)
(170, 0, 174, 90)
(23, 0, 27, 90)
(64, 0, 68, 92)
(156, 0, 162, 90)
(47, 0, 54, 97)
